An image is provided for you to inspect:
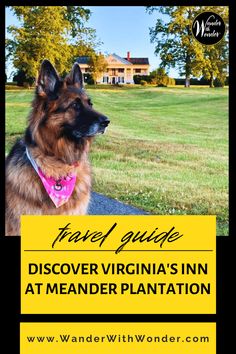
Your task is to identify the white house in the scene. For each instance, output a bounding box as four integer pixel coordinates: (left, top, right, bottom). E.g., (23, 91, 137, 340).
(76, 52, 150, 84)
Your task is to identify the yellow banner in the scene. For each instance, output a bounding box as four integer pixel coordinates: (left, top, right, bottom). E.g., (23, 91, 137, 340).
(21, 215, 216, 314)
(20, 322, 216, 354)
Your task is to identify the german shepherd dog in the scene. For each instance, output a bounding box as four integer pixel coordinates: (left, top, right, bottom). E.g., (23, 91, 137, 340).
(5, 60, 109, 236)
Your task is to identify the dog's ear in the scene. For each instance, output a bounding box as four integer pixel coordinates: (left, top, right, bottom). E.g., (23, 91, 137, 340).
(68, 63, 84, 88)
(36, 60, 60, 98)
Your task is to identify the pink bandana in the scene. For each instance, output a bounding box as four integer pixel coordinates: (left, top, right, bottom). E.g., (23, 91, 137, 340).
(26, 147, 76, 208)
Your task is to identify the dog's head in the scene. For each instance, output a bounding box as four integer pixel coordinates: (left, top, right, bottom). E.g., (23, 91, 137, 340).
(37, 60, 109, 138)
(26, 60, 109, 162)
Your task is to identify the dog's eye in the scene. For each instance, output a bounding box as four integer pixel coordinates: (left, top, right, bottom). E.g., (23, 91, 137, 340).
(71, 101, 81, 110)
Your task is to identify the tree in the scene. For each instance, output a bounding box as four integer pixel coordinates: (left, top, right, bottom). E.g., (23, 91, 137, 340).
(6, 6, 97, 81)
(13, 69, 34, 86)
(150, 68, 170, 86)
(151, 68, 175, 86)
(202, 34, 228, 87)
(88, 53, 108, 84)
(199, 6, 228, 87)
(202, 43, 228, 87)
(71, 34, 102, 67)
(146, 6, 228, 87)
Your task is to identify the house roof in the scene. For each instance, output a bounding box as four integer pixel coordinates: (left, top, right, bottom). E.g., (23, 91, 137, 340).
(76, 56, 89, 64)
(111, 54, 132, 65)
(124, 58, 149, 65)
(76, 54, 149, 66)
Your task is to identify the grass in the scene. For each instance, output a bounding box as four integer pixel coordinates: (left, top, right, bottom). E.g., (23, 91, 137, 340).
(5, 86, 228, 235)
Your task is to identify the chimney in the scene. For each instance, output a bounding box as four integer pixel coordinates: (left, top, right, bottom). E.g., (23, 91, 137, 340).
(127, 51, 130, 61)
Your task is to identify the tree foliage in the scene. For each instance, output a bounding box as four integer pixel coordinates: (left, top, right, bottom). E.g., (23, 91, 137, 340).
(202, 34, 228, 87)
(146, 6, 228, 87)
(6, 6, 99, 81)
(133, 69, 175, 86)
(13, 69, 34, 87)
(150, 68, 175, 86)
(88, 53, 108, 84)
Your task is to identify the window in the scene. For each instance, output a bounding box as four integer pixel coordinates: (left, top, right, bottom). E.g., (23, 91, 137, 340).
(135, 69, 141, 73)
(118, 68, 124, 73)
(118, 77, 124, 83)
(85, 68, 90, 72)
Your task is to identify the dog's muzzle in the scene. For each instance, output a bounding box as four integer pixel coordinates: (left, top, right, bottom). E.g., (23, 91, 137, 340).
(99, 116, 110, 128)
(98, 115, 110, 134)
(72, 115, 110, 138)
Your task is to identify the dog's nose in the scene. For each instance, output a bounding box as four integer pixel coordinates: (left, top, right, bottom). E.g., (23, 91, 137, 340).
(99, 116, 110, 127)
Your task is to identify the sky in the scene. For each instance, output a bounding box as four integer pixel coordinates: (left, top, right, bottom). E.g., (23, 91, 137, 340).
(5, 6, 179, 78)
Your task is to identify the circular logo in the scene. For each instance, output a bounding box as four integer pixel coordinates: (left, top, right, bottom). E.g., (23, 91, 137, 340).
(192, 11, 225, 45)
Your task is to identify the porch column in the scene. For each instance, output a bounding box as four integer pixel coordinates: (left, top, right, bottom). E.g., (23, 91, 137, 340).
(130, 67, 134, 83)
(124, 68, 127, 83)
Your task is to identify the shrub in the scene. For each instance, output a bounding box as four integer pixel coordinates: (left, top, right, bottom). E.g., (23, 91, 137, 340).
(214, 76, 226, 88)
(150, 77, 157, 85)
(23, 82, 31, 89)
(83, 73, 94, 85)
(13, 70, 34, 87)
(133, 75, 141, 84)
(140, 80, 147, 86)
(133, 75, 151, 84)
(168, 77, 176, 85)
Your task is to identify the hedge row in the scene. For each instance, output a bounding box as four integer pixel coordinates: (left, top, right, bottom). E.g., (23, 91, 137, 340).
(133, 75, 175, 86)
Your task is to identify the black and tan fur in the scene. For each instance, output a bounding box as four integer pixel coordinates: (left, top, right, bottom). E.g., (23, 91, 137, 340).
(5, 60, 109, 236)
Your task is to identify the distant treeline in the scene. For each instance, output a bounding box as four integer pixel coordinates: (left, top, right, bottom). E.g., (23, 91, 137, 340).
(174, 77, 229, 87)
(133, 75, 229, 87)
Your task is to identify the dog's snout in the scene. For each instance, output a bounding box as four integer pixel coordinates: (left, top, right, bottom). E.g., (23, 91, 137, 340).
(99, 116, 110, 127)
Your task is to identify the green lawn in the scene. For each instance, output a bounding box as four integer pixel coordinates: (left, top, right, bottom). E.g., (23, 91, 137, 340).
(5, 86, 228, 235)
